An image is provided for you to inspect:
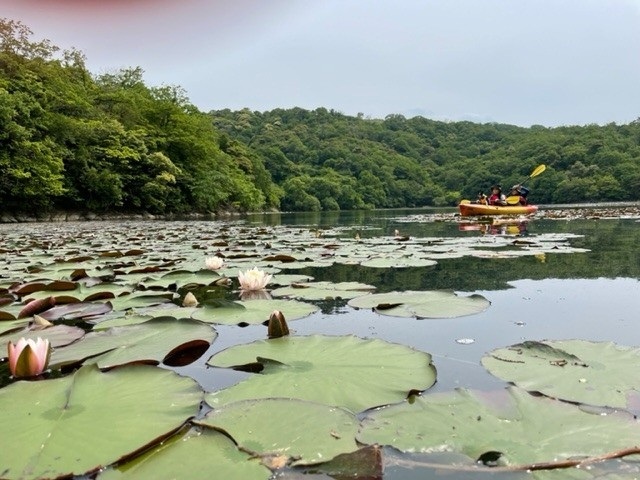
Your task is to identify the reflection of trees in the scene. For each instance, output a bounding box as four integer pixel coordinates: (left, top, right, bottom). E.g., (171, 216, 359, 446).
(287, 219, 640, 293)
(310, 298, 350, 315)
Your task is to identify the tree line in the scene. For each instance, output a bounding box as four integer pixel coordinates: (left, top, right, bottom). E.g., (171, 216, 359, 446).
(2, 18, 640, 215)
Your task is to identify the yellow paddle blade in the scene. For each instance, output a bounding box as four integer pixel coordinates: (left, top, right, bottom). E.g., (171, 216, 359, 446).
(530, 164, 546, 178)
(506, 196, 521, 205)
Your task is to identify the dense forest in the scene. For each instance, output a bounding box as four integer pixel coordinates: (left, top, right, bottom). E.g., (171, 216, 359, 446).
(2, 19, 640, 216)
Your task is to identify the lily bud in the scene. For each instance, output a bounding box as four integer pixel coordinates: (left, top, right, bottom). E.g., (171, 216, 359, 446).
(182, 292, 199, 307)
(268, 310, 289, 339)
(33, 314, 53, 327)
(8, 337, 51, 378)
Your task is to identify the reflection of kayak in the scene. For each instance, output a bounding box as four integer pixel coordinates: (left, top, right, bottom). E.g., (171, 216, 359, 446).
(458, 202, 538, 216)
(459, 220, 528, 235)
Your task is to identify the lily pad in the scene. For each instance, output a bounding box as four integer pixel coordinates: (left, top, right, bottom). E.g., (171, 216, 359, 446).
(348, 290, 490, 318)
(482, 340, 640, 408)
(359, 256, 438, 268)
(50, 317, 216, 369)
(0, 317, 29, 335)
(206, 335, 436, 413)
(271, 281, 376, 301)
(357, 386, 640, 467)
(1, 324, 85, 353)
(98, 426, 271, 480)
(38, 301, 114, 322)
(198, 398, 360, 466)
(0, 364, 202, 479)
(191, 298, 318, 325)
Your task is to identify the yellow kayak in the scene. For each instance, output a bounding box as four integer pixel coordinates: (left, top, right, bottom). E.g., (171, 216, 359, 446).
(458, 202, 538, 216)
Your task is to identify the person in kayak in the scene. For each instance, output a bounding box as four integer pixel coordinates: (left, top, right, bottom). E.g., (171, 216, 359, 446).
(487, 185, 506, 206)
(508, 184, 530, 205)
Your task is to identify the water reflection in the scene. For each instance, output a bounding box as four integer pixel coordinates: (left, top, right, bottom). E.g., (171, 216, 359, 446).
(459, 219, 529, 236)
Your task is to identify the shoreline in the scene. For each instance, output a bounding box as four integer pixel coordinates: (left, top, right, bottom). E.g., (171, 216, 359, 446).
(0, 210, 239, 224)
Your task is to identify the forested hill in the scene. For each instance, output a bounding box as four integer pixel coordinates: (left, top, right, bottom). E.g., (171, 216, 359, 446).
(2, 18, 640, 216)
(211, 108, 640, 209)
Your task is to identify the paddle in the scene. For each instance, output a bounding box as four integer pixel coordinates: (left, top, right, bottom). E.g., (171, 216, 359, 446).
(506, 164, 546, 205)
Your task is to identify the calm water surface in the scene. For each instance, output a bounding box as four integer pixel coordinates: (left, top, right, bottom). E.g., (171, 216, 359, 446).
(185, 208, 640, 478)
(4, 207, 640, 479)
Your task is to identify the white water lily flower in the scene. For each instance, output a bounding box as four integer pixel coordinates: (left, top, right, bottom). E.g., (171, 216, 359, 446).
(238, 267, 272, 291)
(8, 337, 51, 378)
(205, 256, 224, 270)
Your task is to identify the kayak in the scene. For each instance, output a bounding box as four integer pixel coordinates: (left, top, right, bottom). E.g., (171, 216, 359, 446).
(458, 201, 538, 216)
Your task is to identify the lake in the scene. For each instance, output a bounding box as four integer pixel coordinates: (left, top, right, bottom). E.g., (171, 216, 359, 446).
(2, 206, 640, 479)
(198, 207, 640, 392)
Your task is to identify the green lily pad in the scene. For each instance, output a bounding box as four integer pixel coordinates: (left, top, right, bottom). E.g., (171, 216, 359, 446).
(0, 364, 202, 479)
(348, 290, 490, 318)
(482, 340, 640, 408)
(88, 313, 158, 330)
(206, 335, 436, 413)
(105, 293, 175, 312)
(191, 298, 318, 325)
(271, 281, 376, 301)
(1, 324, 85, 353)
(359, 256, 438, 268)
(98, 426, 271, 480)
(197, 398, 360, 466)
(0, 317, 29, 335)
(78, 282, 136, 301)
(38, 301, 114, 322)
(137, 269, 222, 290)
(50, 317, 216, 369)
(357, 386, 640, 467)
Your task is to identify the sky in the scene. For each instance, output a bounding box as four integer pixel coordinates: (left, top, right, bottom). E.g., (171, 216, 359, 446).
(2, 0, 640, 127)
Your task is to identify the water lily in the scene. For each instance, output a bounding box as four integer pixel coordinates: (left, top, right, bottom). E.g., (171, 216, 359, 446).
(205, 256, 224, 270)
(267, 310, 289, 339)
(182, 292, 199, 307)
(8, 337, 51, 378)
(238, 267, 272, 291)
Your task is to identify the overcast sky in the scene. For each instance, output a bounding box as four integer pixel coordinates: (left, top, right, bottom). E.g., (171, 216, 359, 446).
(3, 0, 640, 127)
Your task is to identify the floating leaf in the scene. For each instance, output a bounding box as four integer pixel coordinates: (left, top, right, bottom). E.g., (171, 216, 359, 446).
(18, 296, 56, 318)
(359, 256, 437, 268)
(1, 324, 85, 354)
(482, 340, 640, 408)
(348, 290, 490, 318)
(358, 386, 640, 467)
(198, 398, 360, 466)
(50, 317, 216, 369)
(38, 301, 113, 322)
(207, 335, 436, 413)
(0, 318, 29, 335)
(271, 281, 376, 300)
(0, 364, 202, 479)
(98, 426, 271, 480)
(191, 298, 318, 325)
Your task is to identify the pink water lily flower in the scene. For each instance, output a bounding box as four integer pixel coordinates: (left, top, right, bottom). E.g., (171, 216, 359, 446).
(238, 267, 272, 291)
(8, 337, 51, 378)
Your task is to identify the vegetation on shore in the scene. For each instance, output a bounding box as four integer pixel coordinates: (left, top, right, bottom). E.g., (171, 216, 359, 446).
(2, 18, 640, 216)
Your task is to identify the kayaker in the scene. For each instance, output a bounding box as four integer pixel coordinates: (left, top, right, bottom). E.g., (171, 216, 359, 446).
(508, 184, 530, 205)
(487, 185, 506, 206)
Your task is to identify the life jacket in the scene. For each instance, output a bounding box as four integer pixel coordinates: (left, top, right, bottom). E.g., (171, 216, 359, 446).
(488, 193, 504, 205)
